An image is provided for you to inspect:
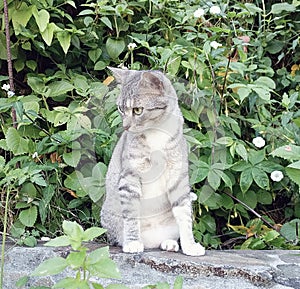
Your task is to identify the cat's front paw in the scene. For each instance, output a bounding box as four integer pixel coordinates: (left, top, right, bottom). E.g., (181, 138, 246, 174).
(160, 239, 179, 252)
(182, 242, 205, 256)
(123, 240, 144, 253)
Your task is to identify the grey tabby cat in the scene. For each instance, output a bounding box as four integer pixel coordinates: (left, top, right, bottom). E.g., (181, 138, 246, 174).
(101, 67, 205, 256)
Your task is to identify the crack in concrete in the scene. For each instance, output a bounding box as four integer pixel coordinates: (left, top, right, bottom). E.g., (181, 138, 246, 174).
(134, 256, 274, 287)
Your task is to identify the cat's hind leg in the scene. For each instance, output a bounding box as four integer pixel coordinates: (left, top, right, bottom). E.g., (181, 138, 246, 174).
(160, 239, 179, 252)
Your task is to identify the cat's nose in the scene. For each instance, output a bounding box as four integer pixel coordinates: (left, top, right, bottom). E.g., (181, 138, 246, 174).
(123, 124, 130, 130)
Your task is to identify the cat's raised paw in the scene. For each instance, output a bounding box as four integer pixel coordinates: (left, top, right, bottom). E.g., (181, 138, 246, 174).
(160, 240, 179, 252)
(182, 243, 205, 256)
(123, 240, 144, 253)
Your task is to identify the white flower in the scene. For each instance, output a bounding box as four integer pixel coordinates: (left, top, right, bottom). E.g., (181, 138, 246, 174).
(2, 83, 10, 91)
(194, 8, 205, 18)
(127, 42, 137, 50)
(252, 136, 266, 148)
(210, 41, 222, 49)
(270, 171, 284, 182)
(41, 237, 51, 242)
(210, 5, 221, 15)
(7, 91, 15, 97)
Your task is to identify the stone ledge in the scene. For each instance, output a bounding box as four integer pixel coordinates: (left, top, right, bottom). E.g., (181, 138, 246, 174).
(1, 243, 299, 289)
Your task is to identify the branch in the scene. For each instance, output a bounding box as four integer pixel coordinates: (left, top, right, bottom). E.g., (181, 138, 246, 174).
(3, 0, 17, 128)
(223, 191, 289, 241)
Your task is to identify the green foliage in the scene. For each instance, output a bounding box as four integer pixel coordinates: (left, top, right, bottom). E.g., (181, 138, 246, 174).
(19, 220, 123, 289)
(0, 0, 300, 250)
(17, 221, 183, 289)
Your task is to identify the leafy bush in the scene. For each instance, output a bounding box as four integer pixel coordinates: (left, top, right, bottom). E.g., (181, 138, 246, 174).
(0, 0, 300, 249)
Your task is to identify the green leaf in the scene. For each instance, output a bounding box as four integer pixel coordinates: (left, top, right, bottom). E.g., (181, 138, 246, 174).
(264, 230, 280, 243)
(94, 61, 107, 70)
(217, 171, 232, 189)
(45, 236, 71, 247)
(190, 161, 209, 184)
(106, 38, 125, 59)
(240, 169, 253, 193)
(57, 31, 71, 54)
(207, 169, 221, 191)
(0, 156, 5, 172)
(66, 250, 86, 269)
(88, 48, 102, 63)
(19, 206, 37, 227)
(31, 173, 47, 186)
(88, 257, 121, 279)
(16, 276, 29, 288)
(47, 81, 74, 97)
(92, 162, 108, 179)
(21, 183, 37, 198)
(201, 214, 216, 233)
(27, 76, 45, 94)
(167, 56, 181, 76)
(41, 23, 57, 46)
(33, 9, 50, 33)
(14, 59, 25, 72)
(6, 127, 29, 155)
(252, 87, 270, 102)
(101, 16, 113, 30)
(271, 3, 296, 14)
(53, 277, 81, 289)
(26, 60, 37, 71)
(216, 137, 234, 146)
(280, 219, 300, 242)
(24, 235, 37, 247)
(237, 190, 257, 209)
(63, 150, 81, 167)
(31, 257, 68, 276)
(286, 161, 300, 187)
(255, 76, 276, 89)
(87, 247, 110, 264)
(62, 221, 84, 249)
(174, 276, 184, 289)
(199, 185, 214, 203)
(181, 107, 199, 123)
(252, 168, 269, 190)
(235, 143, 248, 161)
(237, 87, 251, 103)
(231, 161, 251, 172)
(249, 149, 265, 166)
(271, 145, 300, 161)
(11, 3, 33, 35)
(256, 191, 273, 205)
(83, 227, 106, 241)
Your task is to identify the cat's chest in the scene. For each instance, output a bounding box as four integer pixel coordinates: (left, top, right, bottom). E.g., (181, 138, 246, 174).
(144, 129, 170, 151)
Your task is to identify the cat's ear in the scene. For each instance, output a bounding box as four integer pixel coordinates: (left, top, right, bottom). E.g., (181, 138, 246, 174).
(107, 66, 128, 83)
(141, 71, 164, 92)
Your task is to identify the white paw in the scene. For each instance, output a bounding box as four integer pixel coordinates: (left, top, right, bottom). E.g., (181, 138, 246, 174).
(160, 240, 179, 252)
(123, 240, 144, 253)
(182, 242, 205, 256)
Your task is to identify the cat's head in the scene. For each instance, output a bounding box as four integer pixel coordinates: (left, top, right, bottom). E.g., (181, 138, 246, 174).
(108, 67, 179, 132)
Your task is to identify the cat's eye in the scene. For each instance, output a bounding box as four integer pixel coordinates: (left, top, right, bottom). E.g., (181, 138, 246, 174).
(133, 107, 144, 115)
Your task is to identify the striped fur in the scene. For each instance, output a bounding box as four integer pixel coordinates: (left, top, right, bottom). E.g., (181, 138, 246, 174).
(100, 68, 205, 256)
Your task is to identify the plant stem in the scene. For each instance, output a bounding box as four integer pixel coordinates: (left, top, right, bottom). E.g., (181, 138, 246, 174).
(3, 0, 17, 129)
(114, 15, 119, 39)
(0, 187, 10, 289)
